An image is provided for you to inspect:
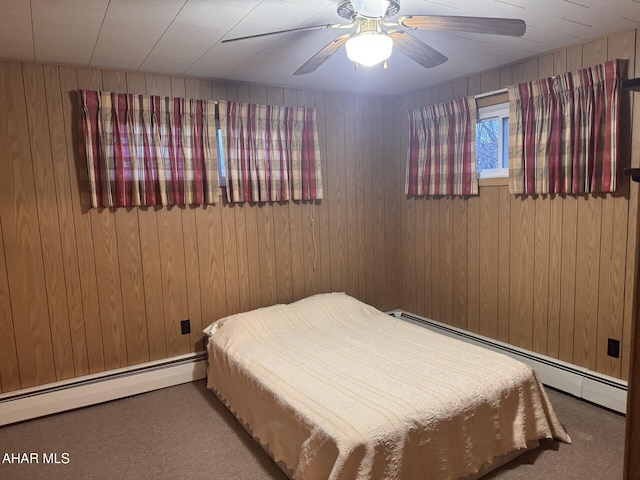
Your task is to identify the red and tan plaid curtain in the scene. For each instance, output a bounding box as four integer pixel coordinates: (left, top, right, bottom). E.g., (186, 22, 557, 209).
(80, 90, 218, 208)
(508, 59, 622, 194)
(405, 97, 478, 196)
(218, 100, 323, 203)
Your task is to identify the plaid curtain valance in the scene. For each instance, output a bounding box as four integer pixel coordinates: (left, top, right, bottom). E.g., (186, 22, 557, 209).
(405, 97, 478, 197)
(218, 100, 323, 203)
(508, 59, 622, 195)
(80, 90, 218, 208)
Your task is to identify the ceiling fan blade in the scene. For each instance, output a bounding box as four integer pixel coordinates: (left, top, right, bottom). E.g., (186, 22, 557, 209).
(222, 23, 343, 43)
(294, 34, 352, 76)
(387, 30, 448, 69)
(399, 15, 526, 37)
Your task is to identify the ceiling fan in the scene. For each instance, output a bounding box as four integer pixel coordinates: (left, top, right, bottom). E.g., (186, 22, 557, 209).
(221, 0, 527, 75)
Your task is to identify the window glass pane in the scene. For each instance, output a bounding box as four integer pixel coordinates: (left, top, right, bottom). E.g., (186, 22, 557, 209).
(476, 118, 500, 172)
(217, 127, 226, 186)
(502, 117, 509, 168)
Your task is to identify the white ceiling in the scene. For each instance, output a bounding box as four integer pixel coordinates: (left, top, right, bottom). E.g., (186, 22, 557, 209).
(1, 0, 639, 95)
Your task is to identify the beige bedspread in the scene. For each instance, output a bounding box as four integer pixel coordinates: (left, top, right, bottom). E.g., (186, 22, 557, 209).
(204, 293, 570, 480)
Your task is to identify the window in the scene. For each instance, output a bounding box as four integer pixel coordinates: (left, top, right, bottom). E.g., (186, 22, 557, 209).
(216, 126, 226, 187)
(476, 102, 509, 179)
(214, 103, 226, 187)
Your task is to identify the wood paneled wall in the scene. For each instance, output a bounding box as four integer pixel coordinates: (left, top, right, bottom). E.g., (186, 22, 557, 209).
(396, 29, 639, 381)
(0, 61, 401, 393)
(1, 28, 639, 393)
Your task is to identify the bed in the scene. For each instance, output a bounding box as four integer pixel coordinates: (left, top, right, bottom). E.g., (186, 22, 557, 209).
(204, 292, 570, 480)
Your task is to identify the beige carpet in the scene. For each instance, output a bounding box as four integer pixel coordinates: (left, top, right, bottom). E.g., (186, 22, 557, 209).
(0, 380, 625, 479)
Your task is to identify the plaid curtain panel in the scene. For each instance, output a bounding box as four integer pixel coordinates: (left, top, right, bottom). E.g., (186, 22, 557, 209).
(80, 90, 218, 208)
(508, 59, 622, 195)
(405, 97, 478, 196)
(218, 100, 323, 203)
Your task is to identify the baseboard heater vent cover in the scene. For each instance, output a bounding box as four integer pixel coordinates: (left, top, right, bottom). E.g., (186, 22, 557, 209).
(0, 352, 207, 426)
(390, 310, 627, 414)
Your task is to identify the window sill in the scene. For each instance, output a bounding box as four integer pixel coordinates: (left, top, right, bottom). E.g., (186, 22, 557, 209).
(479, 177, 509, 187)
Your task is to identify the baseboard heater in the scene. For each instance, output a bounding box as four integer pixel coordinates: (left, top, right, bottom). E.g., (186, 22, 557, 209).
(0, 352, 207, 426)
(390, 310, 627, 414)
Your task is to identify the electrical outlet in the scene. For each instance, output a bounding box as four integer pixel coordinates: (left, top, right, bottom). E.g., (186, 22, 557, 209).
(181, 319, 191, 335)
(607, 338, 620, 358)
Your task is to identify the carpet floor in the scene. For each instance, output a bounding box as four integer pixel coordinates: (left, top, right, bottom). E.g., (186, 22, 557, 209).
(0, 380, 625, 479)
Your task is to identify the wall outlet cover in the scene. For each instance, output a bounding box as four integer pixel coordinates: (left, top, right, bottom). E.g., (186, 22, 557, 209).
(181, 319, 191, 335)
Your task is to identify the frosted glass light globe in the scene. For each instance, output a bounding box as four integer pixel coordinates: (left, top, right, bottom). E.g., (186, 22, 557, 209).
(345, 33, 393, 67)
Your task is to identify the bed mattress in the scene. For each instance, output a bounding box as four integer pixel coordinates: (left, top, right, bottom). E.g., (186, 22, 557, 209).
(204, 293, 570, 480)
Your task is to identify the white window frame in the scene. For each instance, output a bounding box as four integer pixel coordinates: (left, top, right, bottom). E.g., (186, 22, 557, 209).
(476, 102, 509, 179)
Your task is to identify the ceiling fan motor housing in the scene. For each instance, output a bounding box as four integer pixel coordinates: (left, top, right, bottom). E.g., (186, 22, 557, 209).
(337, 0, 401, 20)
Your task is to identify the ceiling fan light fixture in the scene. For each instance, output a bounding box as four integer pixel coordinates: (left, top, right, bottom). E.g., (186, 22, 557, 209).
(345, 32, 393, 67)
